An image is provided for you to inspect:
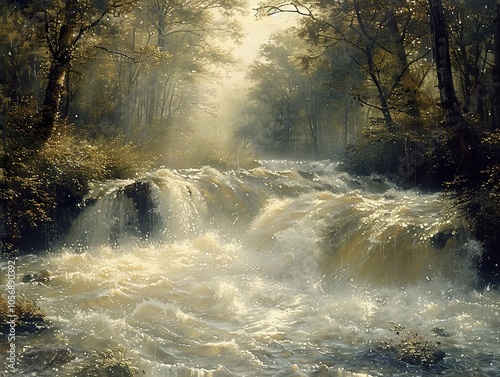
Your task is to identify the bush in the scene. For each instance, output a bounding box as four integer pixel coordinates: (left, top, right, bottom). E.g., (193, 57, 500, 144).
(1, 121, 146, 253)
(341, 120, 432, 189)
(446, 129, 500, 282)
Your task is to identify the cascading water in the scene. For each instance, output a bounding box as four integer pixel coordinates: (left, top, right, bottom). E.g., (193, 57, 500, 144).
(4, 161, 500, 376)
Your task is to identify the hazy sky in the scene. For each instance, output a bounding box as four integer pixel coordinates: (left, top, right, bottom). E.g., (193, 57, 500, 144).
(234, 2, 299, 65)
(195, 2, 299, 143)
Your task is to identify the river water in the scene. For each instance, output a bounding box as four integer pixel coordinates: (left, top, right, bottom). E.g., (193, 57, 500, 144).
(4, 161, 500, 376)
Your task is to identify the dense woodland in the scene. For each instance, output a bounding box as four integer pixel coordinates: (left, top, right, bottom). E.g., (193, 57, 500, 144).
(0, 0, 499, 283)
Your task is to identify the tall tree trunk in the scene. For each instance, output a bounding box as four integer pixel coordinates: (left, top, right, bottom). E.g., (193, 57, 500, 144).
(40, 17, 74, 144)
(40, 61, 70, 142)
(428, 0, 463, 127)
(459, 42, 472, 114)
(353, 1, 394, 132)
(493, 1, 500, 130)
(344, 94, 350, 147)
(385, 10, 422, 123)
(145, 9, 168, 130)
(429, 0, 485, 181)
(365, 41, 394, 130)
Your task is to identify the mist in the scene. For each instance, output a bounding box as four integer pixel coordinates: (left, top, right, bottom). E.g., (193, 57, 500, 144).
(0, 0, 370, 167)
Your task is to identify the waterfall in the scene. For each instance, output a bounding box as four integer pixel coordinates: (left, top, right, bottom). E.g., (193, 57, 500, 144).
(63, 160, 477, 285)
(9, 161, 499, 377)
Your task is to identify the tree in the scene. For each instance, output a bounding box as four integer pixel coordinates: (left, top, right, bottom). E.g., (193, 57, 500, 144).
(493, 0, 500, 129)
(297, 58, 336, 158)
(246, 34, 306, 156)
(257, 0, 430, 133)
(133, 0, 245, 135)
(428, 0, 463, 126)
(244, 31, 343, 158)
(11, 0, 137, 147)
(0, 2, 41, 103)
(445, 0, 494, 118)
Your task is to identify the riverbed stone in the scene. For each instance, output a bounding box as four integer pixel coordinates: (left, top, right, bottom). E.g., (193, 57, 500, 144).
(22, 269, 52, 284)
(378, 332, 445, 367)
(122, 180, 162, 238)
(0, 295, 48, 333)
(18, 347, 76, 372)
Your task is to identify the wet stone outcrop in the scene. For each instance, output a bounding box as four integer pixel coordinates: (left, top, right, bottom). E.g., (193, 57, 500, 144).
(17, 347, 76, 375)
(0, 296, 48, 333)
(1, 181, 85, 253)
(122, 181, 162, 239)
(2, 178, 163, 253)
(376, 323, 446, 368)
(73, 346, 140, 377)
(22, 269, 52, 284)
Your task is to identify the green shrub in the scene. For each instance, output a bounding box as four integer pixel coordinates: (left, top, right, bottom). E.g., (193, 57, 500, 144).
(342, 121, 432, 188)
(446, 129, 500, 282)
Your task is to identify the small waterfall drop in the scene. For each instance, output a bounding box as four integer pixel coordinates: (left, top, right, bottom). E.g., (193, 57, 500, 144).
(64, 160, 476, 285)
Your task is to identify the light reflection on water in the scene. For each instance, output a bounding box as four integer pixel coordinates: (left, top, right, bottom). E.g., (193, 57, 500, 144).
(5, 161, 500, 376)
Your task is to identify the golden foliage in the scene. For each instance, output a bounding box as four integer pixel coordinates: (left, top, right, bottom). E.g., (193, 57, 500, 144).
(2, 120, 146, 249)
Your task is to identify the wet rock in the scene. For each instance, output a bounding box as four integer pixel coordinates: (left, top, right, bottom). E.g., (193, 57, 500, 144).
(123, 181, 162, 238)
(432, 327, 451, 337)
(376, 322, 446, 368)
(74, 346, 140, 377)
(430, 228, 468, 250)
(22, 269, 52, 284)
(397, 344, 445, 367)
(18, 347, 76, 372)
(0, 296, 48, 334)
(430, 230, 453, 249)
(378, 331, 445, 367)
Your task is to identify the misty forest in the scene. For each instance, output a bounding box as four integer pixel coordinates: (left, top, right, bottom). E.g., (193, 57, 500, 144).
(1, 0, 500, 376)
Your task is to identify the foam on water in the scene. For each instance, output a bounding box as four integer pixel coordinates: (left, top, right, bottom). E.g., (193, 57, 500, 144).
(4, 161, 500, 376)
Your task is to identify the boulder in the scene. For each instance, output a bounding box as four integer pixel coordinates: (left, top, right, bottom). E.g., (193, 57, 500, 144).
(22, 269, 52, 284)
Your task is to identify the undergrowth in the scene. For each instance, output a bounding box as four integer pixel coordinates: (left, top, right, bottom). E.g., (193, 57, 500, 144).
(1, 121, 148, 252)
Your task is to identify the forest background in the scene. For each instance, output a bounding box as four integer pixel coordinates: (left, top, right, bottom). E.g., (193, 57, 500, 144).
(0, 0, 499, 283)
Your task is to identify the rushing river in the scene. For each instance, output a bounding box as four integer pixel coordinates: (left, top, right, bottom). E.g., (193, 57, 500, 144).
(3, 160, 500, 376)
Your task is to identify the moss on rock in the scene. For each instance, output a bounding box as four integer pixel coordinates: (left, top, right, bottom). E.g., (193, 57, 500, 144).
(378, 322, 445, 367)
(0, 295, 47, 333)
(73, 346, 139, 377)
